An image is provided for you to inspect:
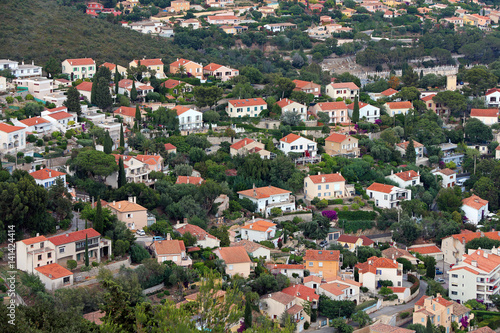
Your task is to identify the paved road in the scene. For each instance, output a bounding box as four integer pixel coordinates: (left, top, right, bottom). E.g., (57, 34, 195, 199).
(369, 280, 428, 319)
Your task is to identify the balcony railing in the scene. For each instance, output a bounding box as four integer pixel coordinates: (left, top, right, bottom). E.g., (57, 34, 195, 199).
(76, 243, 99, 252)
(266, 197, 295, 208)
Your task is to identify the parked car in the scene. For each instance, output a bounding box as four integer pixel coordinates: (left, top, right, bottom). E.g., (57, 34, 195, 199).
(153, 236, 165, 241)
(136, 229, 145, 236)
(435, 268, 444, 275)
(319, 240, 328, 248)
(436, 278, 445, 283)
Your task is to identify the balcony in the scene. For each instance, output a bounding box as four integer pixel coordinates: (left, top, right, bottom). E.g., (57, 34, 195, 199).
(76, 243, 99, 252)
(266, 196, 295, 208)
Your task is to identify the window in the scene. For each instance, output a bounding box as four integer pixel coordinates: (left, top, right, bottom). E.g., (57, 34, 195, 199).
(73, 67, 78, 71)
(319, 262, 323, 267)
(384, 195, 388, 200)
(452, 274, 458, 278)
(326, 185, 329, 190)
(433, 304, 435, 311)
(48, 253, 52, 258)
(63, 277, 70, 284)
(228, 264, 233, 270)
(318, 185, 322, 190)
(376, 269, 381, 275)
(438, 315, 440, 322)
(127, 213, 133, 218)
(38, 255, 42, 261)
(309, 262, 313, 266)
(421, 318, 424, 323)
(40, 242, 44, 248)
(59, 247, 65, 253)
(447, 308, 450, 315)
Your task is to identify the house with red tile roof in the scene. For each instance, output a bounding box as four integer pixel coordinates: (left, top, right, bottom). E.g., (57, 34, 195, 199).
(229, 138, 270, 159)
(114, 106, 138, 126)
(386, 169, 421, 188)
(384, 101, 413, 116)
(310, 101, 349, 124)
(304, 250, 341, 277)
(382, 246, 418, 265)
(485, 88, 500, 108)
(413, 294, 470, 331)
(420, 94, 450, 116)
(106, 197, 150, 230)
(325, 82, 359, 101)
(304, 172, 352, 201)
(226, 98, 267, 118)
(237, 185, 295, 217)
(432, 168, 456, 188)
(366, 182, 411, 209)
(153, 238, 192, 266)
(442, 230, 500, 264)
(292, 79, 321, 97)
(324, 133, 360, 157)
(105, 154, 149, 188)
(129, 58, 165, 79)
(62, 58, 96, 80)
(135, 154, 163, 172)
(30, 168, 66, 189)
(276, 98, 308, 121)
(164, 143, 177, 154)
(239, 219, 277, 242)
(0, 122, 27, 152)
(203, 63, 239, 82)
(176, 175, 205, 185)
(282, 284, 320, 308)
(100, 62, 127, 78)
(42, 110, 77, 129)
(395, 140, 424, 161)
(14, 116, 52, 134)
(408, 244, 444, 261)
(214, 246, 252, 278)
(160, 79, 193, 94)
(172, 105, 204, 132)
(116, 79, 154, 100)
(470, 108, 499, 126)
(347, 101, 381, 123)
(279, 133, 317, 157)
(355, 256, 403, 292)
(260, 291, 310, 329)
(16, 235, 54, 274)
(337, 234, 374, 251)
(266, 263, 305, 277)
(462, 194, 489, 224)
(35, 263, 74, 291)
(169, 58, 203, 80)
(175, 223, 221, 248)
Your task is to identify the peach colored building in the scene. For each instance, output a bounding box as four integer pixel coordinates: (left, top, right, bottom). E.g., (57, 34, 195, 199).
(325, 82, 359, 101)
(385, 101, 413, 116)
(324, 133, 360, 157)
(35, 263, 73, 291)
(304, 249, 341, 277)
(169, 58, 203, 79)
(413, 294, 471, 332)
(421, 94, 450, 116)
(106, 197, 148, 230)
(304, 172, 351, 201)
(152, 239, 192, 266)
(292, 79, 321, 97)
(214, 246, 252, 278)
(203, 63, 239, 81)
(169, 0, 190, 12)
(310, 101, 349, 124)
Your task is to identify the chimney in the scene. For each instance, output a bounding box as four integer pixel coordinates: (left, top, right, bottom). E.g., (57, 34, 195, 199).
(481, 231, 485, 237)
(392, 254, 394, 259)
(184, 218, 188, 224)
(318, 172, 321, 175)
(472, 260, 478, 267)
(118, 203, 121, 209)
(391, 170, 393, 175)
(285, 137, 287, 142)
(252, 216, 255, 221)
(113, 200, 116, 206)
(322, 177, 325, 183)
(128, 197, 133, 203)
(49, 274, 52, 278)
(49, 171, 52, 177)
(484, 252, 489, 259)
(36, 233, 39, 237)
(252, 183, 256, 189)
(166, 233, 171, 240)
(66, 234, 69, 237)
(133, 196, 136, 204)
(253, 190, 257, 197)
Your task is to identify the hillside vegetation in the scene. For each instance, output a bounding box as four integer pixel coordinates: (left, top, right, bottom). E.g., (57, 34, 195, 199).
(0, 0, 193, 66)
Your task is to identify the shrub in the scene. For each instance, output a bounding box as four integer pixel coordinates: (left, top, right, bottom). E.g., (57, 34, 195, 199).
(164, 290, 170, 296)
(360, 286, 368, 293)
(5, 96, 14, 104)
(281, 247, 290, 252)
(67, 260, 77, 270)
(342, 206, 349, 211)
(337, 220, 374, 233)
(315, 199, 328, 209)
(328, 199, 344, 205)
(0, 285, 7, 292)
(130, 244, 151, 263)
(304, 322, 310, 330)
(80, 265, 91, 272)
(91, 261, 99, 267)
(400, 312, 410, 319)
(59, 219, 71, 229)
(351, 203, 360, 210)
(322, 210, 338, 220)
(408, 274, 420, 295)
(337, 211, 377, 220)
(260, 240, 275, 249)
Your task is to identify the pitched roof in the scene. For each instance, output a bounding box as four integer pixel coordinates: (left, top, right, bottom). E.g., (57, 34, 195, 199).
(35, 263, 73, 279)
(228, 98, 266, 107)
(49, 228, 100, 246)
(386, 101, 413, 109)
(307, 173, 345, 184)
(282, 284, 319, 302)
(435, 168, 455, 176)
(408, 245, 442, 255)
(370, 323, 415, 333)
(329, 82, 359, 90)
(164, 143, 176, 150)
(176, 224, 219, 242)
(367, 182, 395, 194)
(338, 234, 374, 246)
(280, 133, 303, 143)
(30, 168, 66, 180)
(448, 266, 479, 275)
(237, 185, 291, 199)
(154, 239, 186, 255)
(114, 106, 136, 118)
(241, 220, 276, 232)
(462, 249, 500, 273)
(315, 101, 347, 110)
(161, 79, 184, 89)
(396, 140, 424, 149)
(286, 304, 304, 315)
(176, 176, 204, 185)
(470, 108, 499, 117)
(215, 246, 252, 264)
(292, 79, 318, 89)
(485, 88, 500, 96)
(319, 282, 349, 296)
(382, 247, 416, 260)
(266, 291, 296, 305)
(267, 263, 304, 270)
(421, 94, 436, 102)
(462, 194, 488, 210)
(76, 81, 93, 92)
(106, 200, 147, 213)
(131, 58, 163, 67)
(304, 250, 340, 262)
(203, 63, 223, 71)
(65, 58, 95, 66)
(230, 138, 255, 150)
(449, 229, 500, 243)
(415, 295, 429, 306)
(46, 111, 73, 120)
(355, 256, 399, 274)
(276, 98, 303, 108)
(304, 275, 322, 284)
(21, 235, 48, 245)
(19, 116, 50, 127)
(0, 123, 25, 133)
(325, 133, 350, 143)
(170, 58, 197, 67)
(393, 170, 419, 181)
(389, 286, 407, 293)
(100, 62, 118, 71)
(172, 105, 194, 116)
(347, 101, 370, 110)
(381, 88, 398, 96)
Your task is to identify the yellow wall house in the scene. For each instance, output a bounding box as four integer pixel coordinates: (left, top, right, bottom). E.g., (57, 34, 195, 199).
(303, 249, 341, 277)
(413, 294, 471, 333)
(106, 197, 148, 231)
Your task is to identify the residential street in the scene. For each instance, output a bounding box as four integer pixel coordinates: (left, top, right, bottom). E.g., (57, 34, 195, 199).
(369, 280, 428, 319)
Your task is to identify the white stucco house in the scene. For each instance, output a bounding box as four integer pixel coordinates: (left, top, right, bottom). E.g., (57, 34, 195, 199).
(276, 98, 308, 121)
(485, 88, 500, 108)
(239, 219, 277, 242)
(470, 108, 499, 126)
(366, 182, 411, 209)
(237, 185, 296, 217)
(30, 168, 67, 188)
(432, 168, 457, 188)
(173, 106, 203, 131)
(462, 195, 489, 224)
(355, 256, 403, 293)
(386, 170, 420, 188)
(347, 101, 380, 123)
(0, 122, 27, 153)
(226, 98, 267, 118)
(279, 133, 317, 157)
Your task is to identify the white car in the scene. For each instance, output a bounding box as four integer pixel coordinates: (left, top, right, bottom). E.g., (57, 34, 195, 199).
(136, 229, 145, 236)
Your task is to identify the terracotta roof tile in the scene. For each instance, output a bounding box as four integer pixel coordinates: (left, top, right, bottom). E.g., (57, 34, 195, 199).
(393, 170, 419, 181)
(65, 58, 95, 66)
(176, 176, 204, 185)
(307, 173, 345, 184)
(282, 284, 319, 302)
(421, 94, 436, 102)
(215, 246, 252, 264)
(131, 58, 163, 67)
(367, 182, 395, 194)
(241, 220, 276, 232)
(153, 239, 186, 255)
(228, 98, 266, 107)
(408, 245, 442, 255)
(21, 235, 48, 245)
(49, 228, 100, 246)
(325, 133, 348, 143)
(370, 323, 415, 333)
(267, 263, 304, 270)
(304, 250, 340, 262)
(238, 185, 291, 199)
(315, 101, 348, 111)
(161, 79, 184, 89)
(382, 247, 416, 260)
(177, 224, 219, 242)
(355, 256, 399, 274)
(471, 108, 499, 117)
(232, 239, 271, 253)
(276, 98, 303, 108)
(76, 81, 93, 92)
(389, 286, 407, 293)
(396, 140, 424, 149)
(164, 143, 177, 150)
(106, 200, 147, 213)
(304, 275, 322, 284)
(435, 168, 455, 176)
(329, 82, 359, 90)
(286, 304, 304, 315)
(30, 168, 66, 180)
(203, 63, 223, 71)
(35, 263, 73, 279)
(319, 283, 347, 296)
(0, 123, 25, 133)
(265, 291, 295, 305)
(463, 249, 500, 273)
(449, 266, 479, 275)
(386, 101, 413, 109)
(230, 138, 255, 150)
(47, 111, 73, 120)
(381, 88, 398, 96)
(19, 117, 50, 127)
(114, 106, 136, 118)
(280, 133, 303, 143)
(462, 195, 488, 210)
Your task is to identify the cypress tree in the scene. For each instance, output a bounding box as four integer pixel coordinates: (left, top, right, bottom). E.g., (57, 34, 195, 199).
(96, 77, 113, 111)
(135, 105, 141, 127)
(103, 130, 113, 154)
(130, 80, 138, 101)
(118, 157, 126, 188)
(114, 65, 120, 96)
(406, 139, 416, 164)
(95, 198, 103, 234)
(244, 299, 252, 328)
(64, 86, 82, 116)
(120, 124, 125, 147)
(352, 95, 360, 123)
(84, 234, 89, 267)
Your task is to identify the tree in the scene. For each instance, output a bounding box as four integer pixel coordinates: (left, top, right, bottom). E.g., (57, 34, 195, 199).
(465, 118, 493, 143)
(114, 65, 120, 96)
(466, 237, 500, 251)
(44, 57, 60, 78)
(318, 296, 356, 319)
(95, 77, 113, 110)
(352, 95, 360, 123)
(317, 111, 330, 125)
(84, 235, 89, 267)
(423, 256, 436, 279)
(402, 67, 419, 87)
(94, 198, 104, 235)
(193, 86, 223, 110)
(203, 110, 220, 125)
(118, 157, 126, 188)
(209, 226, 230, 247)
(119, 125, 125, 147)
(406, 139, 416, 164)
(67, 260, 77, 270)
(64, 86, 82, 116)
(47, 177, 73, 223)
(281, 111, 302, 126)
(473, 177, 499, 210)
(273, 77, 296, 99)
(464, 67, 498, 97)
(244, 298, 252, 329)
(71, 149, 118, 181)
(103, 130, 113, 154)
(130, 80, 138, 101)
(352, 310, 371, 328)
(436, 187, 462, 213)
(130, 244, 150, 263)
(135, 105, 141, 127)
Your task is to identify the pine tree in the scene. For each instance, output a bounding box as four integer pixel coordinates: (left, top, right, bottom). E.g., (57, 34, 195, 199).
(84, 234, 89, 267)
(114, 65, 120, 96)
(95, 198, 103, 234)
(103, 130, 113, 154)
(118, 157, 126, 188)
(352, 95, 360, 123)
(406, 139, 416, 164)
(244, 299, 252, 329)
(120, 124, 125, 147)
(96, 77, 113, 111)
(135, 105, 141, 127)
(130, 81, 138, 101)
(64, 86, 82, 117)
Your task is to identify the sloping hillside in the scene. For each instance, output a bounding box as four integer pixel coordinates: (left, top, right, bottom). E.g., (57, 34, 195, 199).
(0, 0, 190, 66)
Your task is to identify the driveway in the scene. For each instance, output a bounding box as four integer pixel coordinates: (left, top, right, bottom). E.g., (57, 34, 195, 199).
(369, 280, 428, 319)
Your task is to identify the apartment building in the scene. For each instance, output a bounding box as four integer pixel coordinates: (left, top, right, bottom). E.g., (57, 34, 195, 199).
(13, 77, 53, 99)
(366, 182, 411, 209)
(413, 294, 471, 332)
(442, 230, 500, 264)
(0, 122, 27, 153)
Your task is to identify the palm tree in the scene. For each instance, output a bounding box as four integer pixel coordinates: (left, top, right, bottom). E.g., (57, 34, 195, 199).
(178, 65, 187, 78)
